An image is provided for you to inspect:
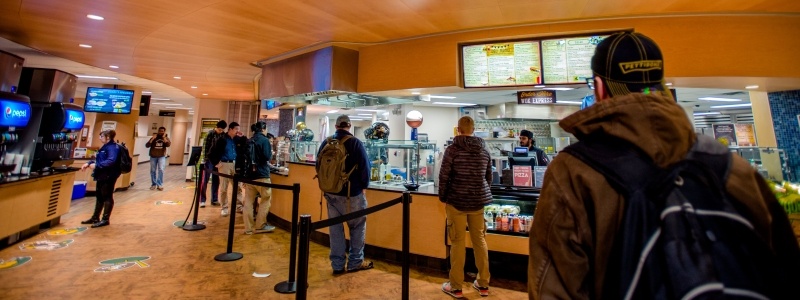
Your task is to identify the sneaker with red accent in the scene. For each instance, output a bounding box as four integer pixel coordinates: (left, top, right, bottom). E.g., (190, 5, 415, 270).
(441, 282, 463, 298)
(472, 280, 489, 297)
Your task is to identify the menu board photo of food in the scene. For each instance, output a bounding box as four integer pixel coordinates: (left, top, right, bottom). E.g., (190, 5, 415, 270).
(462, 41, 542, 88)
(541, 35, 607, 84)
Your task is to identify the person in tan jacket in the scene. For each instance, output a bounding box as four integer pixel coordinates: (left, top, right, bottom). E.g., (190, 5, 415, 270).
(528, 32, 800, 299)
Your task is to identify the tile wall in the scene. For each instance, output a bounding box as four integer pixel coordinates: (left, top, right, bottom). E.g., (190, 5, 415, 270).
(768, 90, 800, 180)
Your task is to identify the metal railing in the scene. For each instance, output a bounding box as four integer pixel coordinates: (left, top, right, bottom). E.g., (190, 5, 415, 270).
(295, 192, 412, 300)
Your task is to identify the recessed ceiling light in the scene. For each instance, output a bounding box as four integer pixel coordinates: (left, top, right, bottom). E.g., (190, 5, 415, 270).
(326, 110, 339, 114)
(355, 109, 381, 112)
(745, 85, 759, 89)
(542, 87, 575, 91)
(693, 112, 721, 116)
(534, 85, 546, 88)
(164, 104, 183, 106)
(142, 91, 152, 94)
(202, 93, 208, 96)
(556, 101, 582, 104)
(697, 97, 741, 102)
(151, 97, 170, 101)
(76, 75, 117, 80)
(429, 95, 457, 99)
(173, 76, 181, 79)
(666, 82, 673, 86)
(190, 86, 198, 89)
(411, 92, 420, 95)
(87, 14, 104, 20)
(710, 103, 752, 109)
(109, 65, 119, 69)
(79, 44, 92, 48)
(357, 113, 372, 116)
(432, 102, 476, 106)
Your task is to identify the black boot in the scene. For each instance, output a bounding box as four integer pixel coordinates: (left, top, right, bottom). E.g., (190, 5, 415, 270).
(91, 220, 109, 228)
(81, 218, 99, 224)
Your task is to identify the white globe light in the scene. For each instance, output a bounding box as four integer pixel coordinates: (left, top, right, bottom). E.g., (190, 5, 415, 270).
(405, 110, 423, 128)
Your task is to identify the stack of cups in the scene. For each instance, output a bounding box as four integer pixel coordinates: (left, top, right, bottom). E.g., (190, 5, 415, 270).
(3, 153, 13, 165)
(12, 154, 23, 174)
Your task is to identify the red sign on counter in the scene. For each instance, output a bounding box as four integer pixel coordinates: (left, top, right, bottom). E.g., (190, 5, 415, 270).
(512, 165, 533, 187)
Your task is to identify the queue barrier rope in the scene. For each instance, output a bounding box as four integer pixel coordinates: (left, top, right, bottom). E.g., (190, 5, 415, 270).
(209, 170, 302, 293)
(295, 192, 412, 300)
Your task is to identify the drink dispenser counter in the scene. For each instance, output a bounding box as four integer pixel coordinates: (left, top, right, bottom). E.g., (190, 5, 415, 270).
(32, 102, 84, 172)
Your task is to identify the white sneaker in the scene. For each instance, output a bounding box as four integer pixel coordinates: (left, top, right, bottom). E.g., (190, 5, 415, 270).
(200, 202, 206, 208)
(221, 208, 229, 217)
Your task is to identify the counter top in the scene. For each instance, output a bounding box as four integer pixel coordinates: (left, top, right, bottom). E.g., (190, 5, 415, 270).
(0, 168, 79, 186)
(287, 161, 316, 166)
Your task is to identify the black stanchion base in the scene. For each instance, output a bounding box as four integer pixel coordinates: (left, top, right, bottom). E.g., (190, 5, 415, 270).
(182, 224, 206, 231)
(214, 252, 243, 262)
(274, 281, 296, 294)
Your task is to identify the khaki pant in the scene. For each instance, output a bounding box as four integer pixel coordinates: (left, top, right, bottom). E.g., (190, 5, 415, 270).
(446, 204, 490, 289)
(218, 162, 235, 209)
(244, 178, 272, 232)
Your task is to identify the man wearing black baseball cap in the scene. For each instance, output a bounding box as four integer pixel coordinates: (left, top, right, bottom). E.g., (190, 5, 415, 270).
(518, 129, 549, 167)
(528, 32, 800, 299)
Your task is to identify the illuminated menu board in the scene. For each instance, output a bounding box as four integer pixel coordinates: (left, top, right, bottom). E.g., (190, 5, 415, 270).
(541, 35, 607, 84)
(462, 41, 542, 88)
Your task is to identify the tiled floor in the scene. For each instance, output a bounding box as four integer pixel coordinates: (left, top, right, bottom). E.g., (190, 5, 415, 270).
(0, 164, 528, 299)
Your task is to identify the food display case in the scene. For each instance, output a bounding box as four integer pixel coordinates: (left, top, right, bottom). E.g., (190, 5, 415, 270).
(289, 140, 319, 163)
(483, 186, 538, 236)
(730, 147, 791, 182)
(364, 140, 438, 190)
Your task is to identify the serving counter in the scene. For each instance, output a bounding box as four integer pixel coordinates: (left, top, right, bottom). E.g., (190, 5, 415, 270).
(269, 162, 532, 265)
(0, 169, 78, 242)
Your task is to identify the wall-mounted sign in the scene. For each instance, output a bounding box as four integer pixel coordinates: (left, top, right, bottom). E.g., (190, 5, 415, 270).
(462, 41, 542, 87)
(712, 123, 738, 147)
(101, 121, 117, 131)
(734, 124, 757, 147)
(541, 35, 607, 84)
(517, 90, 557, 105)
(158, 110, 176, 117)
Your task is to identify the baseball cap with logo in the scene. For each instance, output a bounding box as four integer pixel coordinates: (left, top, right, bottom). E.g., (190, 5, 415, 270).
(591, 31, 672, 100)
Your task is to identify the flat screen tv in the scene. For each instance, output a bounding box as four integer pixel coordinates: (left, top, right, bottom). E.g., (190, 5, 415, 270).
(84, 87, 134, 114)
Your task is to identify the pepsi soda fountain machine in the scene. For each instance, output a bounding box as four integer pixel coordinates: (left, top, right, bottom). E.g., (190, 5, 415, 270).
(0, 91, 33, 176)
(31, 102, 84, 172)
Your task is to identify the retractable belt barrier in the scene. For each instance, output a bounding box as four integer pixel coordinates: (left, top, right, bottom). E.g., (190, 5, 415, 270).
(207, 170, 303, 294)
(295, 192, 412, 300)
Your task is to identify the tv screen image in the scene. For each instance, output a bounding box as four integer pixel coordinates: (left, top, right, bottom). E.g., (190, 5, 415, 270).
(84, 87, 134, 114)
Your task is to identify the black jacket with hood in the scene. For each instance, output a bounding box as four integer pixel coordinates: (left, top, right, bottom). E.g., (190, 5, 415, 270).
(438, 135, 493, 211)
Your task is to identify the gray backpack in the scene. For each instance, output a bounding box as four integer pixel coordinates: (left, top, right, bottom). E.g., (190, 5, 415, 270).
(315, 135, 355, 194)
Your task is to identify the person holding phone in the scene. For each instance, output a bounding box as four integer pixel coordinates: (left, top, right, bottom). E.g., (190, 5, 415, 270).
(146, 126, 171, 191)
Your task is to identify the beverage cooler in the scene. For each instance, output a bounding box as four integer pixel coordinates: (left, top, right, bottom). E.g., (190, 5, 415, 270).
(31, 102, 84, 172)
(0, 91, 32, 177)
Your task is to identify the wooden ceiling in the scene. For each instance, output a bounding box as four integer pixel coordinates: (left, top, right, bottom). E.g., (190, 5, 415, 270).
(1, 0, 799, 102)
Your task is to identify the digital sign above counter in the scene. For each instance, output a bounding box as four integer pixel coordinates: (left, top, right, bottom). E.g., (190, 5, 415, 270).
(460, 32, 612, 88)
(84, 87, 134, 114)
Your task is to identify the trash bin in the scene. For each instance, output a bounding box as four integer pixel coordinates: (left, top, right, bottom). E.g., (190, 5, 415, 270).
(72, 181, 87, 200)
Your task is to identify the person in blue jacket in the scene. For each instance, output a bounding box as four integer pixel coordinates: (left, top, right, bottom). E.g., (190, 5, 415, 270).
(80, 129, 122, 228)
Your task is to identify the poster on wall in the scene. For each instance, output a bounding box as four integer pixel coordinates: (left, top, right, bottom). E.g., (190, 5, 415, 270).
(712, 123, 738, 147)
(101, 121, 117, 131)
(734, 124, 757, 147)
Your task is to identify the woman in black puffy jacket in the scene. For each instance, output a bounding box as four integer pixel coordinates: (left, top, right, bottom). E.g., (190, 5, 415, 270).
(80, 130, 121, 228)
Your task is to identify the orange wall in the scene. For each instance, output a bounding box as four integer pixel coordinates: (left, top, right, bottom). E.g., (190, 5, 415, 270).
(357, 15, 800, 92)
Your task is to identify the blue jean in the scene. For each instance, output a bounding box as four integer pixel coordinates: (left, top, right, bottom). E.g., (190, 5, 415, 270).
(324, 192, 367, 271)
(149, 156, 166, 187)
(200, 160, 219, 203)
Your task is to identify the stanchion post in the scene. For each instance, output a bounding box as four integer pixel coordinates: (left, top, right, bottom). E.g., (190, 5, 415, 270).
(183, 165, 206, 231)
(296, 215, 312, 300)
(214, 174, 243, 262)
(402, 192, 411, 300)
(274, 183, 301, 294)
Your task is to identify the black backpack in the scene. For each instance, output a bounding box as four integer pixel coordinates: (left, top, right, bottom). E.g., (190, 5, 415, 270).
(561, 135, 788, 300)
(241, 137, 260, 179)
(117, 142, 133, 174)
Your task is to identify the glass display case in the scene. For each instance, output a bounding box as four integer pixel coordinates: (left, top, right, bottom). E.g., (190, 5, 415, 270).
(483, 186, 539, 236)
(289, 141, 319, 163)
(730, 147, 792, 182)
(364, 140, 438, 189)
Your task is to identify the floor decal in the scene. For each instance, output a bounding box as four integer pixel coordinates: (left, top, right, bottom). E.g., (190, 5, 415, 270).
(173, 220, 206, 227)
(95, 256, 151, 273)
(155, 200, 183, 205)
(47, 227, 88, 236)
(0, 256, 32, 270)
(19, 239, 74, 251)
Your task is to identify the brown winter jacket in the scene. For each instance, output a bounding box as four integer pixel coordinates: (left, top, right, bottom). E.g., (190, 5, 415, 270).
(438, 135, 493, 211)
(528, 93, 800, 299)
